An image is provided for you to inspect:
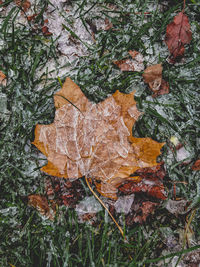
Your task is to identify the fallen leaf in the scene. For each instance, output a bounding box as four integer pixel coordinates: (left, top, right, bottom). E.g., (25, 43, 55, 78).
(104, 18, 113, 31)
(42, 25, 53, 36)
(0, 71, 7, 86)
(143, 64, 169, 97)
(117, 162, 167, 223)
(27, 13, 37, 21)
(45, 177, 85, 207)
(192, 159, 200, 171)
(113, 50, 144, 72)
(15, 0, 31, 12)
(126, 201, 158, 225)
(165, 11, 192, 63)
(33, 77, 165, 200)
(28, 194, 55, 220)
(133, 161, 166, 179)
(119, 179, 167, 200)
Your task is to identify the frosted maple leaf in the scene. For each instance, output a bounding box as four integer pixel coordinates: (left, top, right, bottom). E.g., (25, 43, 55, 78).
(33, 78, 164, 199)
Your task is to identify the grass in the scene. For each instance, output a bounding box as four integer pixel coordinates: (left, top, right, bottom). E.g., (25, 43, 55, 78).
(0, 0, 200, 266)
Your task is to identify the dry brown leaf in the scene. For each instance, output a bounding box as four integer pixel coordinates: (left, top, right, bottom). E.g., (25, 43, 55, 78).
(143, 64, 169, 97)
(28, 194, 55, 220)
(33, 77, 165, 200)
(113, 50, 144, 72)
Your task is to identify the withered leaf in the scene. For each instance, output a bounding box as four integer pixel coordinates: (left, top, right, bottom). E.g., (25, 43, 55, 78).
(15, 0, 31, 12)
(192, 159, 200, 171)
(113, 50, 144, 72)
(165, 11, 192, 63)
(143, 64, 169, 97)
(45, 177, 85, 207)
(126, 201, 159, 225)
(104, 18, 113, 31)
(33, 77, 165, 200)
(0, 71, 7, 86)
(28, 194, 55, 220)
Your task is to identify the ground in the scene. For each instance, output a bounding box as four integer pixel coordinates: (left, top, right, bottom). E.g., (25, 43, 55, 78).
(0, 0, 200, 266)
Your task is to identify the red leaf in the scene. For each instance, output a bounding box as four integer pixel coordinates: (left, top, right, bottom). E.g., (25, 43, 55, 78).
(119, 181, 167, 200)
(119, 162, 167, 200)
(165, 11, 192, 63)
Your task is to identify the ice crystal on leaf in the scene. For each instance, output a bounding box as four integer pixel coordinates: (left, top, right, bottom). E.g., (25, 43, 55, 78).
(33, 78, 165, 200)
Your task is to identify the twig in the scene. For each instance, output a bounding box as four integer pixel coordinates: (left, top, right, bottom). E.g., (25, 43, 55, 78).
(183, 0, 186, 12)
(85, 177, 126, 241)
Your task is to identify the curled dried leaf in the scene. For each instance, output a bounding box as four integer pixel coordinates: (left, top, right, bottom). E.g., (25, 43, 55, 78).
(143, 64, 169, 97)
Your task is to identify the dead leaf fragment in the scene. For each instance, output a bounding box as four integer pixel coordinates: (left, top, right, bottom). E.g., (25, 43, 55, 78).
(143, 64, 169, 97)
(0, 71, 7, 86)
(28, 194, 55, 220)
(45, 177, 85, 207)
(33, 77, 165, 199)
(192, 159, 200, 171)
(15, 0, 31, 12)
(113, 50, 144, 72)
(126, 201, 158, 225)
(104, 18, 113, 31)
(42, 25, 52, 36)
(165, 11, 192, 63)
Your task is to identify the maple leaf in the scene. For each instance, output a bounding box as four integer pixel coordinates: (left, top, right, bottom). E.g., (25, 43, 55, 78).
(113, 50, 144, 72)
(165, 11, 192, 63)
(143, 64, 169, 97)
(33, 77, 165, 200)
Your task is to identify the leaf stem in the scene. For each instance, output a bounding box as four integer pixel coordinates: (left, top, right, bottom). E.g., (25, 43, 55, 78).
(183, 0, 186, 12)
(85, 177, 126, 241)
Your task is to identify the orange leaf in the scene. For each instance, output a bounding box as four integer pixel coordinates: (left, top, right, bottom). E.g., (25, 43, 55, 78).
(33, 77, 165, 199)
(165, 11, 192, 63)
